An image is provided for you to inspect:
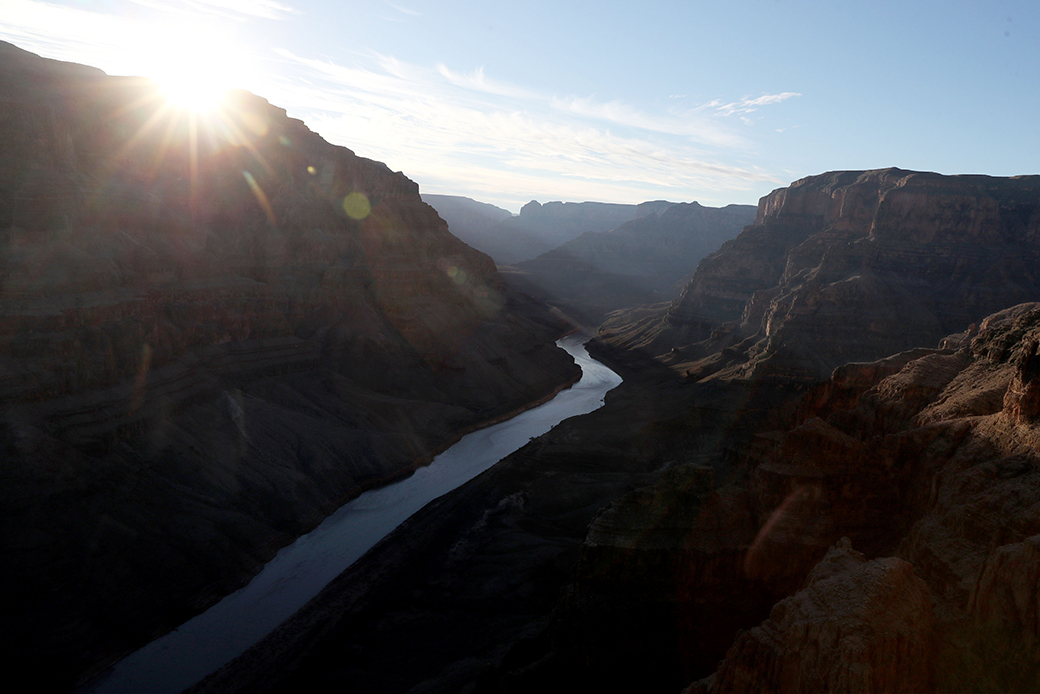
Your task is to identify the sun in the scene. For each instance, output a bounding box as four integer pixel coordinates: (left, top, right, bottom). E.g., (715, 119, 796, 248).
(139, 26, 251, 113)
(159, 71, 229, 113)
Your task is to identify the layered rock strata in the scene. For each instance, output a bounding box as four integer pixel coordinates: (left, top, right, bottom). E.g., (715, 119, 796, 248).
(570, 303, 1040, 692)
(0, 41, 578, 691)
(601, 169, 1040, 382)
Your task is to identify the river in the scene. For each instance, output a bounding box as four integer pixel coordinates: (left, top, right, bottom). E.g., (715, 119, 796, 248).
(80, 335, 622, 694)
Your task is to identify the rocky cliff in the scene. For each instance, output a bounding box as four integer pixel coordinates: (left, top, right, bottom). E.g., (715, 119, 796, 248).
(688, 302, 1040, 692)
(602, 169, 1040, 382)
(0, 41, 580, 691)
(504, 201, 755, 327)
(550, 303, 1040, 693)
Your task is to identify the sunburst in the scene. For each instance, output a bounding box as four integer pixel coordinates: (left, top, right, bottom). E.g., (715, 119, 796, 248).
(140, 26, 252, 114)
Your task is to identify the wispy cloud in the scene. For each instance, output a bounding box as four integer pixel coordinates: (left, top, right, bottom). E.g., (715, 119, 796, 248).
(126, 0, 296, 20)
(550, 95, 744, 147)
(383, 1, 421, 17)
(711, 91, 802, 117)
(269, 50, 782, 208)
(437, 64, 540, 99)
(0, 0, 273, 80)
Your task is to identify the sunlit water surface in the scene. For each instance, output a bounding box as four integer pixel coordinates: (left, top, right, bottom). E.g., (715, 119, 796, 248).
(81, 336, 621, 694)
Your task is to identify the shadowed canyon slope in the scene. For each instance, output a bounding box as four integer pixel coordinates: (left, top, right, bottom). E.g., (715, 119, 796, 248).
(196, 169, 1040, 694)
(505, 201, 755, 327)
(0, 41, 580, 691)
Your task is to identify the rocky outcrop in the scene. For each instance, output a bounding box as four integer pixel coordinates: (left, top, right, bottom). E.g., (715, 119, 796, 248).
(504, 202, 755, 327)
(423, 196, 673, 265)
(600, 169, 1040, 382)
(0, 41, 580, 691)
(519, 303, 1040, 693)
(689, 538, 935, 694)
(696, 304, 1040, 692)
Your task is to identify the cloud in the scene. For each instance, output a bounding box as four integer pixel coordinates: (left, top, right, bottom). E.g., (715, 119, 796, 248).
(436, 64, 541, 99)
(743, 92, 801, 107)
(550, 95, 745, 148)
(0, 0, 275, 81)
(383, 1, 421, 17)
(714, 91, 802, 117)
(126, 0, 296, 20)
(268, 51, 782, 208)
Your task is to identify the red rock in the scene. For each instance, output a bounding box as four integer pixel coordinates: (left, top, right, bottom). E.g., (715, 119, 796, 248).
(690, 538, 935, 694)
(600, 169, 1040, 384)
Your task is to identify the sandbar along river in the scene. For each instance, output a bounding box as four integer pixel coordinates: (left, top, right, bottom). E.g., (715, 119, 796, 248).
(81, 335, 622, 694)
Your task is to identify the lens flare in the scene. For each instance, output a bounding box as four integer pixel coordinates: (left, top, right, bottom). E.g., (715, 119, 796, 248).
(343, 192, 371, 220)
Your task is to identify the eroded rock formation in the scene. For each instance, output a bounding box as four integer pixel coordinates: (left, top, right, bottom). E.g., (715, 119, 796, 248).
(689, 539, 935, 694)
(572, 303, 1040, 692)
(0, 41, 579, 691)
(602, 169, 1040, 382)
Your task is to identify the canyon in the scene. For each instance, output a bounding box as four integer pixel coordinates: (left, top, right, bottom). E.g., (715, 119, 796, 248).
(425, 194, 755, 331)
(196, 169, 1040, 694)
(0, 41, 578, 692)
(6, 39, 1040, 694)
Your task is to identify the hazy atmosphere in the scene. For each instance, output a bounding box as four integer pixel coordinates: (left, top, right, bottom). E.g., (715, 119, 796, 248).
(2, 0, 1036, 211)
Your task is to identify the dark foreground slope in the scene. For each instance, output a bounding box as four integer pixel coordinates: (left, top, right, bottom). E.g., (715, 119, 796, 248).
(0, 42, 579, 691)
(504, 201, 755, 327)
(196, 169, 1040, 694)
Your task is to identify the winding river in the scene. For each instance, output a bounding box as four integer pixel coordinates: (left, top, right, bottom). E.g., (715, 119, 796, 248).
(81, 335, 622, 694)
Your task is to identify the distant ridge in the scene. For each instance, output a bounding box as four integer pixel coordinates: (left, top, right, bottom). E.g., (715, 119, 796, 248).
(423, 194, 673, 264)
(506, 201, 756, 327)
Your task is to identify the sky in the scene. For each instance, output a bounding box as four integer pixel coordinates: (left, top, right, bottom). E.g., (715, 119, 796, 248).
(0, 0, 1037, 212)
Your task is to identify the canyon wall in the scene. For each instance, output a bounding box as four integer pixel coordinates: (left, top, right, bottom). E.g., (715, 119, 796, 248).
(602, 169, 1040, 382)
(0, 41, 579, 691)
(549, 303, 1040, 693)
